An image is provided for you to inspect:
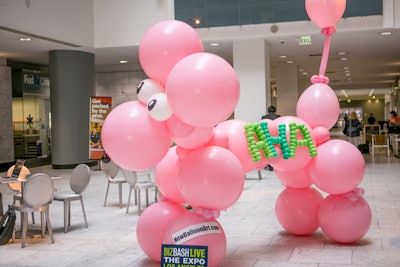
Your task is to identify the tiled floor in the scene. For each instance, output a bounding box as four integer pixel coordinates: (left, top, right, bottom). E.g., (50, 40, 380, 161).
(0, 154, 399, 267)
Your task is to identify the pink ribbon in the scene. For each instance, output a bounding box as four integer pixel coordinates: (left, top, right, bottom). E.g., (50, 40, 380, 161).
(342, 188, 365, 202)
(195, 207, 221, 219)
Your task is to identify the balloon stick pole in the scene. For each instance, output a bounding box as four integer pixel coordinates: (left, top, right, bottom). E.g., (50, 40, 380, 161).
(318, 27, 336, 77)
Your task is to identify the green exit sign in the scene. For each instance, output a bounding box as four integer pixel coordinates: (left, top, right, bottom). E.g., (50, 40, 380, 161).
(299, 36, 312, 45)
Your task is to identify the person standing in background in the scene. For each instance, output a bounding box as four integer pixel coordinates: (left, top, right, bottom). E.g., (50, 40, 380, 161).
(367, 113, 376, 125)
(262, 106, 280, 120)
(261, 106, 280, 171)
(344, 111, 363, 147)
(389, 111, 400, 126)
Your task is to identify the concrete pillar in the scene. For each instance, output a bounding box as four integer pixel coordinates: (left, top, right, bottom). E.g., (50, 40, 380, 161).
(49, 50, 95, 168)
(233, 39, 270, 123)
(276, 63, 298, 116)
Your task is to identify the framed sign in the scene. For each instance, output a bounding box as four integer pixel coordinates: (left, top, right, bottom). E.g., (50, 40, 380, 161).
(89, 96, 112, 160)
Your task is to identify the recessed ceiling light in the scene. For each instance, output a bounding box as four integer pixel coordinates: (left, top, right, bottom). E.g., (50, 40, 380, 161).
(381, 31, 391, 36)
(20, 37, 31, 41)
(209, 42, 220, 46)
(340, 57, 348, 61)
(286, 60, 294, 64)
(279, 55, 287, 59)
(338, 51, 346, 55)
(119, 60, 128, 64)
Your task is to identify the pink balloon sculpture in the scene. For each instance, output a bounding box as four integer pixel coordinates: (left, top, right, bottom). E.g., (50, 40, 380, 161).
(136, 200, 188, 261)
(163, 212, 226, 267)
(101, 101, 171, 171)
(309, 139, 365, 195)
(155, 146, 186, 204)
(166, 52, 240, 128)
(296, 83, 340, 129)
(139, 20, 204, 86)
(178, 146, 244, 211)
(275, 187, 323, 235)
(305, 0, 346, 28)
(319, 193, 372, 243)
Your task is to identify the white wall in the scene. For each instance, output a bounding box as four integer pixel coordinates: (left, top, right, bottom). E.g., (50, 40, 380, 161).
(0, 0, 95, 47)
(93, 0, 174, 48)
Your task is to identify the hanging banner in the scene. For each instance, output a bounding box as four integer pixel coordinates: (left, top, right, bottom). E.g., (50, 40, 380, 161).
(89, 96, 112, 160)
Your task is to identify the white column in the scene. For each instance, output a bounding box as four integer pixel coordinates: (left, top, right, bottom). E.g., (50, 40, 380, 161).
(233, 39, 270, 123)
(276, 63, 298, 116)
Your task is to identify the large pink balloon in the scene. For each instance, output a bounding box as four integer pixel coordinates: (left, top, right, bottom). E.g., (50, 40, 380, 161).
(275, 187, 323, 235)
(139, 20, 204, 86)
(309, 139, 365, 195)
(319, 194, 372, 243)
(166, 52, 240, 127)
(155, 146, 186, 204)
(212, 120, 257, 173)
(305, 0, 346, 28)
(136, 200, 188, 261)
(268, 116, 316, 172)
(178, 146, 244, 211)
(173, 126, 213, 149)
(296, 83, 340, 129)
(101, 101, 171, 171)
(274, 166, 313, 189)
(163, 212, 226, 267)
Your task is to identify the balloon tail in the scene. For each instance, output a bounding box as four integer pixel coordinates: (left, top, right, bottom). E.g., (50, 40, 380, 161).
(311, 27, 336, 85)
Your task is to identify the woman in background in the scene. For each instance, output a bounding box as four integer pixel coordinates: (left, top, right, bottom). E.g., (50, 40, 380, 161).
(344, 111, 363, 147)
(389, 111, 400, 126)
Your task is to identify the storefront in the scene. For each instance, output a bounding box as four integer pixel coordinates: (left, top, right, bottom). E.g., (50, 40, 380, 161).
(12, 70, 50, 159)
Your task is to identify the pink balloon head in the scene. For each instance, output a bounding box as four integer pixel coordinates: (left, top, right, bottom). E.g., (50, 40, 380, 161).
(305, 0, 346, 28)
(139, 20, 204, 86)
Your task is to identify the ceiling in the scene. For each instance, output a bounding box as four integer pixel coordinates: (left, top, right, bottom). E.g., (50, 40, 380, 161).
(0, 12, 399, 102)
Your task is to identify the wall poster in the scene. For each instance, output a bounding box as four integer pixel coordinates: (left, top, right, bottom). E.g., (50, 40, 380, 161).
(89, 96, 112, 160)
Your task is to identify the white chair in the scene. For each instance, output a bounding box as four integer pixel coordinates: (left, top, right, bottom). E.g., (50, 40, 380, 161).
(103, 160, 127, 209)
(120, 168, 157, 215)
(53, 164, 90, 233)
(7, 165, 35, 224)
(11, 173, 55, 248)
(371, 134, 390, 157)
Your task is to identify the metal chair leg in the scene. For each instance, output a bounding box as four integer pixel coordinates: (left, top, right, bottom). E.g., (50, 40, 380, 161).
(80, 199, 88, 228)
(104, 183, 110, 207)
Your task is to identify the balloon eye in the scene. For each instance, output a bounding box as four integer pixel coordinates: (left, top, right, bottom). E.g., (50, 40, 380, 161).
(147, 93, 173, 121)
(148, 99, 157, 111)
(137, 81, 144, 94)
(136, 79, 164, 104)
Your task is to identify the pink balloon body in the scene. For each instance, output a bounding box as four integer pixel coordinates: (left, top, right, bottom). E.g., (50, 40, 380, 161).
(173, 126, 213, 149)
(312, 126, 331, 146)
(274, 166, 313, 189)
(155, 146, 186, 204)
(268, 116, 316, 172)
(319, 194, 372, 243)
(166, 114, 195, 138)
(101, 101, 171, 171)
(305, 0, 346, 28)
(136, 201, 188, 261)
(296, 83, 340, 129)
(213, 119, 257, 173)
(178, 146, 244, 211)
(309, 139, 365, 195)
(166, 52, 240, 128)
(139, 20, 204, 86)
(163, 212, 226, 267)
(275, 187, 323, 235)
